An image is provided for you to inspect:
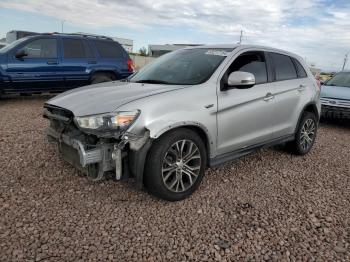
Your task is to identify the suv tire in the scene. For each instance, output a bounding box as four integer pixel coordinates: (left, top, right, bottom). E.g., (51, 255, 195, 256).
(287, 111, 317, 155)
(144, 128, 207, 201)
(91, 72, 116, 84)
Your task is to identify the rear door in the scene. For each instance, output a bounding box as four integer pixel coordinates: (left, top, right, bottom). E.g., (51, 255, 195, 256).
(92, 40, 130, 79)
(216, 50, 274, 155)
(60, 37, 94, 89)
(6, 37, 63, 92)
(268, 52, 310, 138)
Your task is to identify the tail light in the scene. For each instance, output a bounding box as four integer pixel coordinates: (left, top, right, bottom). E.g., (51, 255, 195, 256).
(127, 59, 134, 72)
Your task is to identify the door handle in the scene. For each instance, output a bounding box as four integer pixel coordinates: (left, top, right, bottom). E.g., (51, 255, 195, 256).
(88, 60, 97, 64)
(47, 61, 58, 65)
(297, 84, 306, 92)
(263, 92, 274, 102)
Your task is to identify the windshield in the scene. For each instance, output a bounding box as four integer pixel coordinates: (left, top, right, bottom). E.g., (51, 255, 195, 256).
(326, 72, 350, 88)
(130, 48, 233, 85)
(0, 37, 29, 53)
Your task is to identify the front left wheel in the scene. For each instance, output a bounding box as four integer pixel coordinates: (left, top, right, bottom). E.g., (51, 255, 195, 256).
(144, 128, 207, 201)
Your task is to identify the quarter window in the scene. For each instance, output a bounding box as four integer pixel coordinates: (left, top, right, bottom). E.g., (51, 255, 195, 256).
(225, 52, 268, 84)
(270, 53, 297, 81)
(21, 39, 57, 58)
(292, 58, 307, 78)
(93, 40, 123, 59)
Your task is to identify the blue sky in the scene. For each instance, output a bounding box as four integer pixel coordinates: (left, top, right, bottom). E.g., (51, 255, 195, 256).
(0, 0, 350, 71)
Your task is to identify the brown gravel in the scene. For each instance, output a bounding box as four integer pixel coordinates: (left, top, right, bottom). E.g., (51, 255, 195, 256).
(0, 97, 349, 262)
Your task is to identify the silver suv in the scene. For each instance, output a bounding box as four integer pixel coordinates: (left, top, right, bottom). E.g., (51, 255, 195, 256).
(43, 45, 321, 201)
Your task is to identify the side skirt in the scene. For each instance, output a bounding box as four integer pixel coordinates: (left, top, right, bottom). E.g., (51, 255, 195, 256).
(209, 134, 295, 167)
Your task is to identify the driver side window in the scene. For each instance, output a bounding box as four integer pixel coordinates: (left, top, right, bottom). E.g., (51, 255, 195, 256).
(225, 51, 268, 85)
(20, 39, 57, 59)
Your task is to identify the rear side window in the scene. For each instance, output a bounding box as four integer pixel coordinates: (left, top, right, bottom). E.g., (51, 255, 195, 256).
(93, 40, 124, 59)
(62, 39, 93, 58)
(63, 39, 86, 58)
(270, 53, 297, 81)
(21, 38, 57, 58)
(292, 58, 307, 78)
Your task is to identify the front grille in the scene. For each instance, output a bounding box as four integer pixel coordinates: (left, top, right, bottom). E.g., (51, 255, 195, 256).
(320, 98, 350, 108)
(43, 104, 74, 122)
(321, 105, 350, 119)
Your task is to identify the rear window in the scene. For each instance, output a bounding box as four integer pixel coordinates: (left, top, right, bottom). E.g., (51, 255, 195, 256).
(270, 53, 298, 81)
(93, 40, 124, 59)
(293, 58, 307, 78)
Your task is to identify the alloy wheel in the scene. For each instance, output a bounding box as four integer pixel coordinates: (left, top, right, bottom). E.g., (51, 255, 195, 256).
(300, 118, 316, 151)
(161, 140, 201, 193)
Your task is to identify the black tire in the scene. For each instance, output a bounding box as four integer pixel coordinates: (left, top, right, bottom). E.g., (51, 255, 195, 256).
(90, 72, 115, 84)
(286, 111, 318, 155)
(144, 128, 207, 201)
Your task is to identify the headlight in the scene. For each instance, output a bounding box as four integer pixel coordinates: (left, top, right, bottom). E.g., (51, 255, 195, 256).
(75, 110, 140, 131)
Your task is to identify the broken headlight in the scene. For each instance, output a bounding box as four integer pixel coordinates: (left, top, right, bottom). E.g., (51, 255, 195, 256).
(75, 110, 140, 132)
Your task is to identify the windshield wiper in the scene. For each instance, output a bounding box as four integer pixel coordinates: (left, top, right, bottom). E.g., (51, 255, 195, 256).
(134, 79, 173, 85)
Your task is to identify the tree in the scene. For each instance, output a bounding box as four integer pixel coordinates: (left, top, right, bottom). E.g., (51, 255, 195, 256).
(139, 47, 148, 56)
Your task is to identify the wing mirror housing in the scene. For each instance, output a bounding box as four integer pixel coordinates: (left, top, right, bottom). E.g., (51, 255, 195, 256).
(223, 71, 256, 90)
(15, 49, 28, 59)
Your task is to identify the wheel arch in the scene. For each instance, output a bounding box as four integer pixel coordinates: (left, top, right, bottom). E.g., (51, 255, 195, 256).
(89, 70, 119, 82)
(294, 102, 320, 134)
(151, 122, 213, 165)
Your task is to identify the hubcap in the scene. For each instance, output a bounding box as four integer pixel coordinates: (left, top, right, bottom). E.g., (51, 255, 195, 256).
(162, 140, 201, 193)
(300, 118, 315, 151)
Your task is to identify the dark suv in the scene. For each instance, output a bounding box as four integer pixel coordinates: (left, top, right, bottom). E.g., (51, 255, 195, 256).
(0, 33, 134, 95)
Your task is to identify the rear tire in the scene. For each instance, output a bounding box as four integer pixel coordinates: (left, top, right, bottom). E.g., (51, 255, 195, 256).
(91, 72, 116, 84)
(144, 128, 207, 201)
(286, 111, 318, 155)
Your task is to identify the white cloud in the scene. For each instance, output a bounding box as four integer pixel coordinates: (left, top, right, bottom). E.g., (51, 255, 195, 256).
(1, 0, 350, 70)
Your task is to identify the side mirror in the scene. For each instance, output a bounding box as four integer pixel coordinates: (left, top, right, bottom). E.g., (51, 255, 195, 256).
(15, 49, 28, 59)
(225, 71, 256, 90)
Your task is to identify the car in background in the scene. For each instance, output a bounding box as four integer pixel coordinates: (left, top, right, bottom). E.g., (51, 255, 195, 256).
(0, 33, 134, 96)
(320, 71, 350, 119)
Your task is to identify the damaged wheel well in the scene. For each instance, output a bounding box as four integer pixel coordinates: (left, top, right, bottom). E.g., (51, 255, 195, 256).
(153, 125, 211, 166)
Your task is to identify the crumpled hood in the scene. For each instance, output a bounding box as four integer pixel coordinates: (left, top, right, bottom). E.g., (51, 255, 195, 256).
(321, 85, 350, 100)
(46, 81, 184, 116)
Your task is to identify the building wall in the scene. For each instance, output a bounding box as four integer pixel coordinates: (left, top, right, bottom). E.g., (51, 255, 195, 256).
(129, 54, 156, 70)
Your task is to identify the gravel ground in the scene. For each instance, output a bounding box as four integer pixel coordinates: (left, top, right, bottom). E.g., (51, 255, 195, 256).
(0, 97, 349, 262)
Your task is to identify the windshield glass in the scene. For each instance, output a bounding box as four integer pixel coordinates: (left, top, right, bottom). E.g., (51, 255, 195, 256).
(0, 37, 28, 53)
(326, 72, 350, 88)
(130, 48, 233, 85)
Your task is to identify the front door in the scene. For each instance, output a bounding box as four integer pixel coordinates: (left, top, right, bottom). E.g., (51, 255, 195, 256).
(6, 37, 63, 92)
(217, 51, 274, 155)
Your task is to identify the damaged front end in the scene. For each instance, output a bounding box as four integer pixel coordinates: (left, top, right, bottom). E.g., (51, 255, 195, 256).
(43, 104, 151, 187)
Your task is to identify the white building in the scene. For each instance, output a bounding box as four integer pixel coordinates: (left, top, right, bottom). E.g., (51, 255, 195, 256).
(148, 44, 202, 57)
(113, 37, 133, 53)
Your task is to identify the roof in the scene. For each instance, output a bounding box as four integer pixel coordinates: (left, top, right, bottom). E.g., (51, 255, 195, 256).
(182, 44, 304, 61)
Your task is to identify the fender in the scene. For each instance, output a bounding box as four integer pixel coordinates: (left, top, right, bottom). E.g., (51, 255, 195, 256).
(149, 120, 214, 157)
(294, 102, 320, 134)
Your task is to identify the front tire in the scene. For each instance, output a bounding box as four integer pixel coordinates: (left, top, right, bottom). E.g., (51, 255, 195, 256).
(144, 128, 207, 201)
(287, 111, 318, 155)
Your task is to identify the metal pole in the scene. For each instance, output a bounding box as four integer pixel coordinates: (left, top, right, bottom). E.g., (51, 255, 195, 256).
(61, 20, 65, 33)
(342, 53, 348, 71)
(239, 30, 243, 44)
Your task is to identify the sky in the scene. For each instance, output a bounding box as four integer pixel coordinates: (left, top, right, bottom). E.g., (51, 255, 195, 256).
(0, 0, 349, 71)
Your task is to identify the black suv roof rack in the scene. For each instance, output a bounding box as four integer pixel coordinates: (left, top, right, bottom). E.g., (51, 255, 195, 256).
(40, 32, 113, 41)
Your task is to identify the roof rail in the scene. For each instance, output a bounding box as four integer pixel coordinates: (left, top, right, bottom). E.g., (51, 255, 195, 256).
(39, 32, 113, 40)
(68, 33, 113, 40)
